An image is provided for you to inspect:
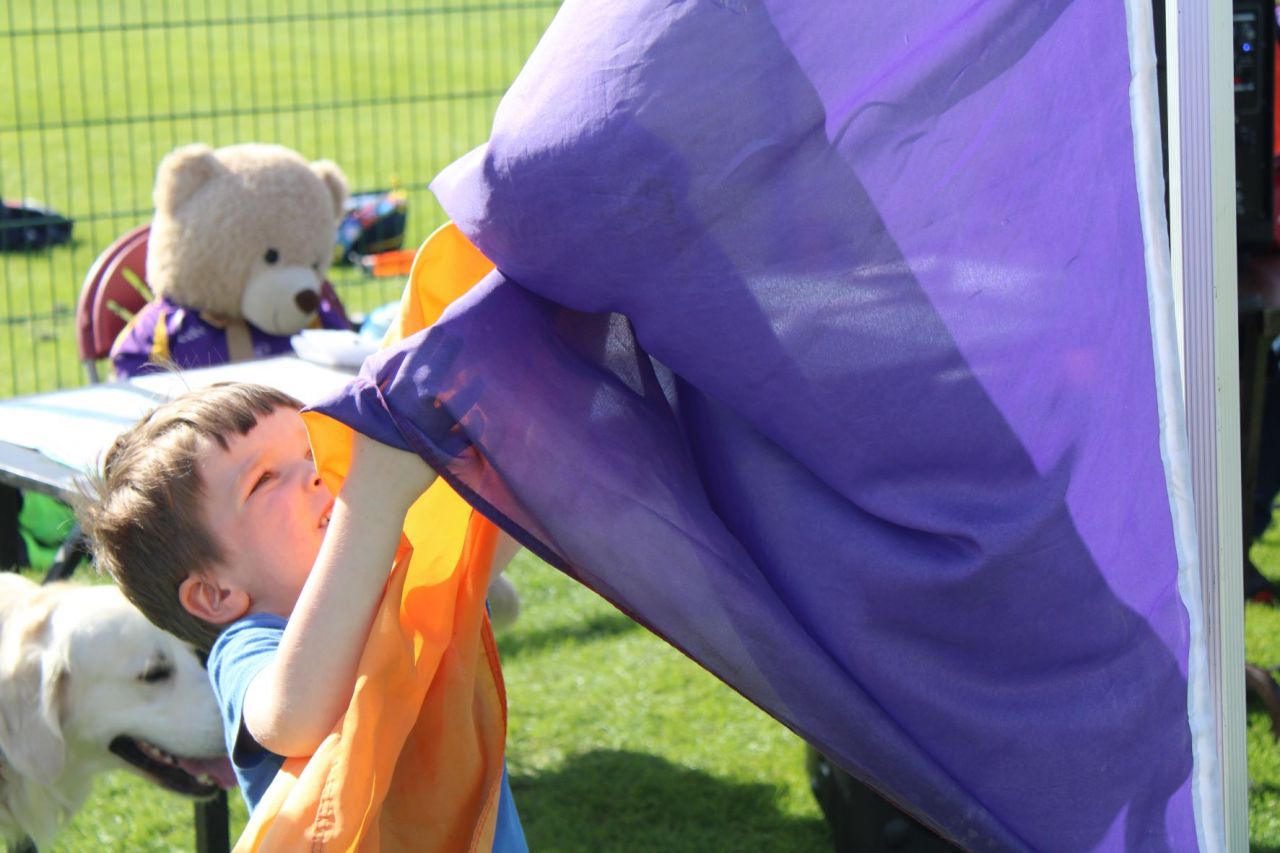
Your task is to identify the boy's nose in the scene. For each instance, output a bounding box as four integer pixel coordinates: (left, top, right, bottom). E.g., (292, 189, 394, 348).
(293, 459, 323, 490)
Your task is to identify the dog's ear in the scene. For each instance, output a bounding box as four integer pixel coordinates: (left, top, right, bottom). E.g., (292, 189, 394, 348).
(0, 608, 68, 787)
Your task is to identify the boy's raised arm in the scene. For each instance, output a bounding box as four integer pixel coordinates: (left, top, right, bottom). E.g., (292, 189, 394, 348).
(243, 433, 435, 757)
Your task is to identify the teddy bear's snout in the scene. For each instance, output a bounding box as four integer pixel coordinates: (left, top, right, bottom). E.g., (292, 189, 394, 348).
(294, 290, 320, 314)
(241, 268, 327, 335)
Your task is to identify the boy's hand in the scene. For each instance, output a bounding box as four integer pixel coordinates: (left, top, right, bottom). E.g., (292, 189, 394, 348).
(343, 432, 436, 510)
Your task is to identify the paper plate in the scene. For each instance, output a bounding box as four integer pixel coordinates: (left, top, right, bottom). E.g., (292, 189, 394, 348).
(290, 328, 378, 369)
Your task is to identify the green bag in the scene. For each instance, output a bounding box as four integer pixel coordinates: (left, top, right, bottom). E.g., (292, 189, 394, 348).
(18, 492, 77, 571)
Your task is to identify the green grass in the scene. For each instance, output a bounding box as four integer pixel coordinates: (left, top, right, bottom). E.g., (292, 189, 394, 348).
(499, 559, 828, 851)
(0, 0, 559, 396)
(28, 529, 1280, 851)
(1247, 528, 1280, 850)
(28, 553, 830, 852)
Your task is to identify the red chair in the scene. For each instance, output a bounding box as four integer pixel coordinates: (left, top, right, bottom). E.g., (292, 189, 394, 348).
(75, 223, 153, 383)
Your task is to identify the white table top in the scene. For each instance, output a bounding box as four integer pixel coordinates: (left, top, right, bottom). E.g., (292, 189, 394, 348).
(0, 357, 357, 499)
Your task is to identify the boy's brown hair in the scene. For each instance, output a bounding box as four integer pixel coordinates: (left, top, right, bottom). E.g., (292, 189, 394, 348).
(78, 382, 302, 650)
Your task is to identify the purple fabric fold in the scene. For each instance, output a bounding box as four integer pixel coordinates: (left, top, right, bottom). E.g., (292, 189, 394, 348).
(309, 1, 1197, 849)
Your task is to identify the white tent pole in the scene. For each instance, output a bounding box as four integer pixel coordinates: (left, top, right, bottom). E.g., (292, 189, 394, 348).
(1166, 0, 1246, 848)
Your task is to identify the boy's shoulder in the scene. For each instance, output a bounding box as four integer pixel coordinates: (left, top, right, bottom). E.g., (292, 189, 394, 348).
(208, 612, 289, 677)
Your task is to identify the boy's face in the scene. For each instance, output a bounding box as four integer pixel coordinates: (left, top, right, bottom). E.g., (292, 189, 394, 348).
(196, 406, 334, 619)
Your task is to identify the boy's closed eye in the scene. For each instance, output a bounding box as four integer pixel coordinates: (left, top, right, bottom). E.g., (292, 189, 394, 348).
(248, 445, 313, 498)
(249, 470, 274, 495)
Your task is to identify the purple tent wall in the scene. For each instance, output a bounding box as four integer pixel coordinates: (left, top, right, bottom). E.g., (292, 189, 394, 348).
(311, 1, 1206, 848)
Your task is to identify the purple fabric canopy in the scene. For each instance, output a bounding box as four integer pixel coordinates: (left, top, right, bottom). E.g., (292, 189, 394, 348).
(309, 1, 1207, 848)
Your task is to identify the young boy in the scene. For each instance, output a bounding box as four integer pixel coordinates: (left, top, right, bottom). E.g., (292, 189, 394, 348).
(78, 381, 526, 850)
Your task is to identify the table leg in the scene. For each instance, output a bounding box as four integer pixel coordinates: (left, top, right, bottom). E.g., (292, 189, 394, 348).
(0, 484, 24, 570)
(195, 791, 230, 853)
(42, 523, 88, 582)
(1240, 309, 1269, 555)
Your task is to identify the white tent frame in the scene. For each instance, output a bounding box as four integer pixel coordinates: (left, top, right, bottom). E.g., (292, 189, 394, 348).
(1166, 0, 1246, 848)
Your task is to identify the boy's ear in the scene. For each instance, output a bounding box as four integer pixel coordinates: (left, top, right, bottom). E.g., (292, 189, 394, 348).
(178, 573, 249, 625)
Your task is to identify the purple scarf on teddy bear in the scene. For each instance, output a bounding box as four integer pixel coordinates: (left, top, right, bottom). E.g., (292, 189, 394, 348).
(110, 291, 350, 379)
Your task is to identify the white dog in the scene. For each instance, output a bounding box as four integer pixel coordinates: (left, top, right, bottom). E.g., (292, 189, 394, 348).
(0, 574, 233, 850)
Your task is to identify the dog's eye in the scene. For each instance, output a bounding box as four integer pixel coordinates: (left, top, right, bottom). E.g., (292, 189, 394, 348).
(264, 248, 280, 264)
(139, 664, 173, 684)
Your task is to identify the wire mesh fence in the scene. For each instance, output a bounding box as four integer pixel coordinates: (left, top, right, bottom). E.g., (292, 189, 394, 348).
(0, 0, 560, 397)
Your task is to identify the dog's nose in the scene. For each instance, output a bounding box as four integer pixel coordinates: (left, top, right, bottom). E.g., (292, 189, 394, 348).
(295, 290, 320, 314)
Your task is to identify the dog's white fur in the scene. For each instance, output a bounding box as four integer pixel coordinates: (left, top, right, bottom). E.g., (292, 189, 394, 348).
(0, 574, 227, 850)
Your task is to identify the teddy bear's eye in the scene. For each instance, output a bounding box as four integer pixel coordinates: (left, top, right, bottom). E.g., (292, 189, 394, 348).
(312, 261, 321, 272)
(264, 248, 280, 264)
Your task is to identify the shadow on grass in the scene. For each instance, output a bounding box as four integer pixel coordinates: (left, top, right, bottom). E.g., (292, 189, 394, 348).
(497, 612, 638, 660)
(512, 749, 829, 852)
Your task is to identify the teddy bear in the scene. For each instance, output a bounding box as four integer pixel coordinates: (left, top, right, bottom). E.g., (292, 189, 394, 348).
(110, 143, 353, 379)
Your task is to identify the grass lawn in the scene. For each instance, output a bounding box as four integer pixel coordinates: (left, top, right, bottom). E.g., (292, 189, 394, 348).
(20, 528, 1280, 850)
(31, 553, 832, 851)
(0, 0, 559, 396)
(1246, 528, 1280, 850)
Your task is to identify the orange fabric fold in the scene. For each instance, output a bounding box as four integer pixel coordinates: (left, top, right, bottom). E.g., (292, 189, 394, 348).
(235, 223, 503, 851)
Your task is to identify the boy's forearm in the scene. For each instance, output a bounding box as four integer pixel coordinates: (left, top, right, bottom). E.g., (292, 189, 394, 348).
(245, 439, 435, 757)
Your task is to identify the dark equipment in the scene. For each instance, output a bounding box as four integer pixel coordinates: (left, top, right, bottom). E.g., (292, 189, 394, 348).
(333, 189, 407, 264)
(806, 747, 960, 853)
(1234, 0, 1276, 247)
(0, 200, 73, 251)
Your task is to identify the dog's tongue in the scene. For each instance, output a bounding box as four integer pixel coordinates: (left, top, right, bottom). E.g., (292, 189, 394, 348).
(178, 756, 238, 790)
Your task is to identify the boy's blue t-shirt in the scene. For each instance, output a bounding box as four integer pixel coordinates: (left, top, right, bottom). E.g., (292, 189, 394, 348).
(207, 612, 288, 812)
(206, 612, 527, 851)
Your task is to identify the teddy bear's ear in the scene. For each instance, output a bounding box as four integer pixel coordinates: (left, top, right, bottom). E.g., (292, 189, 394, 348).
(310, 159, 349, 220)
(154, 144, 224, 214)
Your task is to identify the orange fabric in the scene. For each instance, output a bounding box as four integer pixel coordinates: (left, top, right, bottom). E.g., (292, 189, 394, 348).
(235, 222, 504, 851)
(384, 221, 496, 346)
